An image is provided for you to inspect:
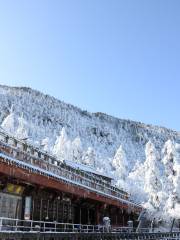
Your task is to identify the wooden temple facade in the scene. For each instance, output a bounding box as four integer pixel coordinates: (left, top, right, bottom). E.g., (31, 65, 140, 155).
(0, 131, 142, 228)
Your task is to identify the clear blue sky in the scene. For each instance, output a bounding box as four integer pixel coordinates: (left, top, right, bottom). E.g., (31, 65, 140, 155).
(0, 1, 180, 131)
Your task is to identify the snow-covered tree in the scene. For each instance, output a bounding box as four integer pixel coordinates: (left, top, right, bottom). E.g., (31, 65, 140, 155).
(161, 140, 177, 219)
(111, 145, 129, 190)
(1, 109, 16, 134)
(162, 140, 175, 194)
(172, 143, 180, 216)
(71, 137, 83, 163)
(41, 137, 50, 152)
(127, 161, 147, 204)
(52, 127, 71, 162)
(15, 114, 28, 140)
(82, 147, 96, 167)
(167, 145, 180, 220)
(143, 141, 162, 212)
(112, 145, 128, 180)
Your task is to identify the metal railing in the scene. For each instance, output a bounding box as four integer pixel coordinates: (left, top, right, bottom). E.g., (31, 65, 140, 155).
(1, 217, 180, 240)
(0, 217, 135, 233)
(0, 217, 97, 233)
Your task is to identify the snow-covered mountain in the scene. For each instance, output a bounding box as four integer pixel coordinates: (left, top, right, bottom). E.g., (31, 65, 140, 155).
(0, 85, 179, 163)
(0, 84, 180, 222)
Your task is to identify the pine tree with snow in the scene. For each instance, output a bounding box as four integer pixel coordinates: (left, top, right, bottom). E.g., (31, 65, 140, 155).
(52, 127, 72, 162)
(112, 145, 128, 180)
(167, 150, 180, 220)
(82, 147, 96, 167)
(111, 145, 129, 190)
(1, 108, 16, 134)
(41, 137, 50, 152)
(71, 137, 83, 163)
(162, 140, 175, 194)
(171, 143, 180, 216)
(15, 114, 28, 140)
(160, 140, 177, 219)
(143, 141, 162, 211)
(128, 162, 148, 204)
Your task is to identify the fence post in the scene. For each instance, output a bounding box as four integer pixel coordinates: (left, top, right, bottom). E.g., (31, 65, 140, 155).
(55, 221, 57, 232)
(43, 221, 45, 232)
(30, 220, 33, 231)
(15, 219, 18, 231)
(0, 218, 2, 231)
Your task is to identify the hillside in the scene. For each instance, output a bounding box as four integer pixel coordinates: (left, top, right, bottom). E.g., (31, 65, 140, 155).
(0, 85, 178, 158)
(0, 85, 180, 222)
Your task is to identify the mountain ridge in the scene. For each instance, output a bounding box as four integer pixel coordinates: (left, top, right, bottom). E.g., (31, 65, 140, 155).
(1, 84, 180, 221)
(0, 84, 179, 177)
(0, 84, 178, 133)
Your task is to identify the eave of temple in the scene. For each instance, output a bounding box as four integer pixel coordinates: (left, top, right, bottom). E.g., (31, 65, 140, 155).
(0, 130, 142, 216)
(0, 158, 141, 213)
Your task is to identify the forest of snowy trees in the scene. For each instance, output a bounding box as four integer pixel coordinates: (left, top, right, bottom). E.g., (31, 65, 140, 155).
(127, 140, 180, 224)
(0, 86, 180, 225)
(1, 109, 180, 223)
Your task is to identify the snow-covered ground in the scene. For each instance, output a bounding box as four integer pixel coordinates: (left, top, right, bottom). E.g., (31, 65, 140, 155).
(0, 84, 180, 223)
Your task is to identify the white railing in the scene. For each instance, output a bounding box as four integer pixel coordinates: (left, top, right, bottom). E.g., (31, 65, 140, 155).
(0, 217, 138, 233)
(1, 217, 179, 234)
(0, 217, 98, 233)
(1, 218, 180, 240)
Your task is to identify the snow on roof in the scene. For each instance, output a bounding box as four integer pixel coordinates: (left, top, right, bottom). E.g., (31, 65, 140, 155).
(0, 130, 113, 180)
(64, 159, 113, 180)
(0, 152, 141, 208)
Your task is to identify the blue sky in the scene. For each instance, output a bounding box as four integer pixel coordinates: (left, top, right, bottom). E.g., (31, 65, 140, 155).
(0, 0, 180, 131)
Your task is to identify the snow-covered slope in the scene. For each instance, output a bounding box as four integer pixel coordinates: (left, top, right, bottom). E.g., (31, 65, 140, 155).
(0, 85, 180, 221)
(0, 85, 179, 162)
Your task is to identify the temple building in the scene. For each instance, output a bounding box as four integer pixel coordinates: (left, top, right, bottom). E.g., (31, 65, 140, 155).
(0, 131, 142, 228)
